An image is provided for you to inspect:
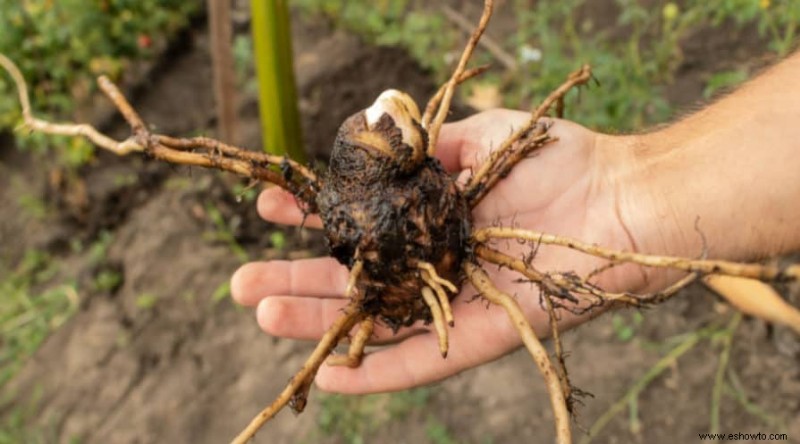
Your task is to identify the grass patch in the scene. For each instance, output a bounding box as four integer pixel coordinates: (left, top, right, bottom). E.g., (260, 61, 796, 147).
(297, 0, 799, 131)
(312, 388, 434, 443)
(135, 292, 158, 310)
(0, 0, 199, 164)
(203, 202, 249, 263)
(0, 250, 78, 387)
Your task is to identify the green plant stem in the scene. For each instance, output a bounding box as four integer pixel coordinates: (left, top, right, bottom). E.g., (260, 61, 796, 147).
(725, 369, 787, 432)
(251, 0, 306, 161)
(709, 312, 742, 434)
(580, 324, 717, 444)
(205, 203, 249, 263)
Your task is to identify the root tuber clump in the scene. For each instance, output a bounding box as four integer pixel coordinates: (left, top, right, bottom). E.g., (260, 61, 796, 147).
(318, 90, 471, 331)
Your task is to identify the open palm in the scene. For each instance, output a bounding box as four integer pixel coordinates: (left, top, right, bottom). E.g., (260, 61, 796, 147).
(231, 109, 650, 394)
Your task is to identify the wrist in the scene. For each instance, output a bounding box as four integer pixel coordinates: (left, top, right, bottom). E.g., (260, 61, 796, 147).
(596, 131, 706, 260)
(630, 54, 800, 263)
(619, 121, 800, 264)
(621, 130, 711, 258)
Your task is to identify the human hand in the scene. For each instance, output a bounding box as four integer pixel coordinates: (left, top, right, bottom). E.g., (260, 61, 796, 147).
(231, 109, 659, 394)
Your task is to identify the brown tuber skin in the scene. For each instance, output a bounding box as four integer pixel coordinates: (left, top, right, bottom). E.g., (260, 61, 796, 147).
(318, 90, 470, 331)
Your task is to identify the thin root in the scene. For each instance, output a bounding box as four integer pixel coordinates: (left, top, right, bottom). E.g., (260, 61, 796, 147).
(541, 291, 574, 412)
(474, 227, 800, 282)
(418, 262, 458, 292)
(464, 262, 572, 444)
(425, 0, 494, 156)
(475, 244, 698, 310)
(467, 132, 552, 206)
(422, 287, 449, 358)
(440, 4, 517, 72)
(473, 244, 705, 415)
(345, 259, 364, 298)
(421, 65, 490, 129)
(0, 53, 320, 209)
(465, 65, 593, 206)
(327, 317, 375, 368)
(231, 262, 366, 444)
(422, 270, 455, 327)
(418, 262, 457, 326)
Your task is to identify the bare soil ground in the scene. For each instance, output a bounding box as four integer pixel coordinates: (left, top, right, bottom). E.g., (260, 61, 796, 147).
(1, 8, 799, 444)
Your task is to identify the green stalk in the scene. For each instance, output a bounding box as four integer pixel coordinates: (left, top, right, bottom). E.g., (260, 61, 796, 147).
(579, 322, 723, 444)
(709, 312, 742, 434)
(251, 0, 306, 161)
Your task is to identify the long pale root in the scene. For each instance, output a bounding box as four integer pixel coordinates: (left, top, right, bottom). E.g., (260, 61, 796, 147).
(0, 53, 319, 207)
(425, 0, 494, 156)
(422, 287, 449, 358)
(464, 65, 593, 206)
(418, 262, 457, 326)
(326, 317, 375, 368)
(474, 227, 800, 282)
(464, 262, 572, 444)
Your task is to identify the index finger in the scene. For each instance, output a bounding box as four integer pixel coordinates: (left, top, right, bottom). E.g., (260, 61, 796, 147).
(435, 119, 476, 172)
(434, 109, 531, 173)
(258, 187, 324, 229)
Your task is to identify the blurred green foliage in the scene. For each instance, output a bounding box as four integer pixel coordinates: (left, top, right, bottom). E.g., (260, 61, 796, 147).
(296, 0, 799, 132)
(0, 0, 198, 161)
(0, 232, 117, 406)
(310, 388, 464, 444)
(611, 311, 644, 342)
(512, 0, 800, 130)
(294, 0, 458, 82)
(313, 389, 434, 444)
(0, 385, 61, 444)
(0, 250, 78, 388)
(202, 202, 249, 263)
